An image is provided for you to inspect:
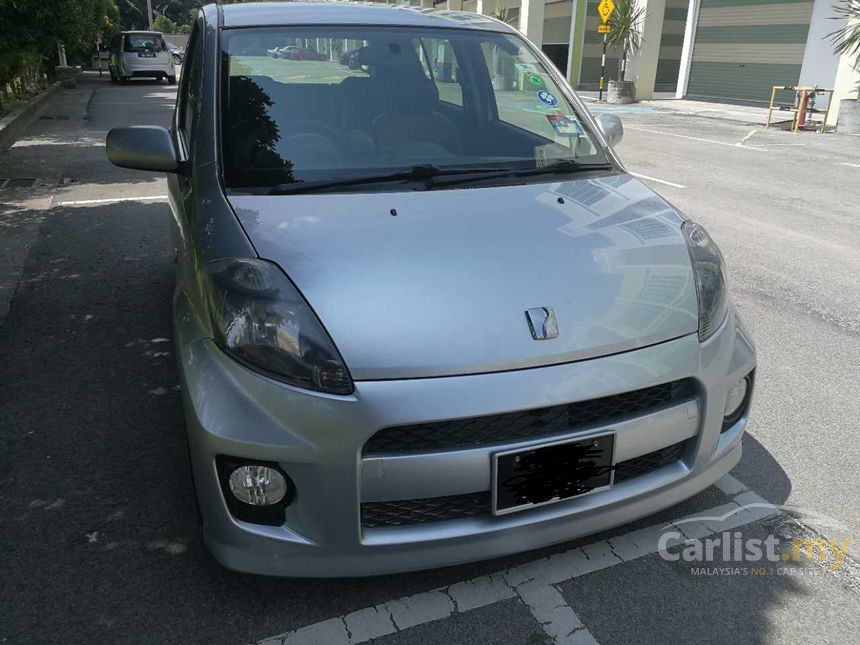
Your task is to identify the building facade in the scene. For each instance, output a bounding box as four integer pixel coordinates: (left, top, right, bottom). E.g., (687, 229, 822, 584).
(429, 0, 860, 124)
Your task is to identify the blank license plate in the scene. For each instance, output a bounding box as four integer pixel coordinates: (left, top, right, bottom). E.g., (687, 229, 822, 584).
(493, 433, 614, 514)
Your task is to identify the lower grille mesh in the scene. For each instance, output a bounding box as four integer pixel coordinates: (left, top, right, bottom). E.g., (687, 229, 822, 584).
(362, 492, 491, 528)
(613, 441, 687, 483)
(361, 441, 688, 528)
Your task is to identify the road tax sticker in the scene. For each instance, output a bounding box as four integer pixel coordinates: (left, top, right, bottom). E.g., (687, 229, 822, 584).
(537, 90, 558, 106)
(546, 114, 584, 137)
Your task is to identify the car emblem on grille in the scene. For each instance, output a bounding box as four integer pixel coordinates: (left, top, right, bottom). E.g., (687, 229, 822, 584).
(525, 307, 559, 340)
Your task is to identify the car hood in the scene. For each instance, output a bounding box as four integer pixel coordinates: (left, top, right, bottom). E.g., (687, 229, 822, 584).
(228, 175, 698, 380)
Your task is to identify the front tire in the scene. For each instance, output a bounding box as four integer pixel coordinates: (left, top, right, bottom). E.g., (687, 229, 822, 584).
(119, 75, 127, 85)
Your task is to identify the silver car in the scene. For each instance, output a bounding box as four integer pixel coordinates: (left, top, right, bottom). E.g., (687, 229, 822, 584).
(108, 31, 176, 85)
(106, 2, 755, 577)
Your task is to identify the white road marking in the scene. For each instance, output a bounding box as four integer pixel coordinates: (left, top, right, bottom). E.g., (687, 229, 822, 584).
(625, 127, 768, 152)
(54, 195, 168, 207)
(257, 474, 778, 645)
(840, 162, 860, 168)
(512, 582, 597, 645)
(738, 129, 758, 146)
(629, 172, 686, 189)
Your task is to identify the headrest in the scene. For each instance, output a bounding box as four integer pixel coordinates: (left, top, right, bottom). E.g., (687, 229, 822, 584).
(356, 42, 415, 69)
(385, 79, 440, 110)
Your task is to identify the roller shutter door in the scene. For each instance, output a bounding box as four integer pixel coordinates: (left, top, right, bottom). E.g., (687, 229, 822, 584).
(687, 0, 813, 103)
(654, 0, 689, 92)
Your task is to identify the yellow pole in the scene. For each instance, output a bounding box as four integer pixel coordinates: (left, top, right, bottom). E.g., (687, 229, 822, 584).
(765, 86, 778, 129)
(820, 90, 833, 134)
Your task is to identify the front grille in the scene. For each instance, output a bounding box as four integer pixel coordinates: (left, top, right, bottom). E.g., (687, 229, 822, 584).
(361, 492, 491, 528)
(362, 441, 688, 528)
(364, 379, 694, 454)
(613, 441, 687, 483)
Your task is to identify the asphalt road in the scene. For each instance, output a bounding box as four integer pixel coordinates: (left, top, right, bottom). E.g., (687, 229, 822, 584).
(1, 73, 858, 645)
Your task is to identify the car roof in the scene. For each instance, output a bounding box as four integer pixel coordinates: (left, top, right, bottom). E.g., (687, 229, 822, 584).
(121, 31, 163, 36)
(219, 1, 515, 33)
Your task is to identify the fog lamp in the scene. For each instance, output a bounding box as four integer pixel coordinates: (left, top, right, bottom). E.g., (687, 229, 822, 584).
(724, 378, 749, 419)
(228, 465, 288, 506)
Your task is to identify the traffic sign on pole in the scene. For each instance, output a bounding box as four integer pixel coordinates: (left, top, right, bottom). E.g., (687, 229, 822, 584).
(596, 0, 614, 102)
(597, 0, 615, 24)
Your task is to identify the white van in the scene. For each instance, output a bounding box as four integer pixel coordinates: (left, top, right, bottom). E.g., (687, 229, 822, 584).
(108, 31, 176, 85)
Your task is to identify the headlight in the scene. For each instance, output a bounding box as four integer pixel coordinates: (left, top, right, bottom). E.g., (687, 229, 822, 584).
(206, 258, 353, 394)
(682, 221, 728, 342)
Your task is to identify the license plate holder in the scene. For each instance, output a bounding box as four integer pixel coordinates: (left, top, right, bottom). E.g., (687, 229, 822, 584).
(492, 433, 615, 515)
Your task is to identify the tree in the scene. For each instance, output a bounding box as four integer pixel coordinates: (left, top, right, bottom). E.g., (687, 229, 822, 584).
(828, 0, 860, 99)
(607, 0, 646, 82)
(119, 0, 202, 30)
(829, 0, 860, 58)
(0, 0, 119, 107)
(153, 13, 177, 34)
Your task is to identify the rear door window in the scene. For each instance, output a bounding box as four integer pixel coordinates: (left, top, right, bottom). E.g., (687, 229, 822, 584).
(124, 34, 167, 53)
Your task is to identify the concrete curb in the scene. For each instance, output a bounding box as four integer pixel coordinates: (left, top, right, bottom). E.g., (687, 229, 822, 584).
(0, 81, 62, 151)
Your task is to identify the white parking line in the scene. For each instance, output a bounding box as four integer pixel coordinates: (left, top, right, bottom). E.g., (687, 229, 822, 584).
(54, 195, 168, 207)
(629, 172, 686, 189)
(257, 475, 776, 645)
(625, 127, 768, 152)
(840, 162, 860, 168)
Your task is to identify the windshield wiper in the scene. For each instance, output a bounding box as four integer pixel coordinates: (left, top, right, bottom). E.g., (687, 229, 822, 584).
(513, 159, 614, 177)
(268, 164, 511, 195)
(427, 159, 613, 189)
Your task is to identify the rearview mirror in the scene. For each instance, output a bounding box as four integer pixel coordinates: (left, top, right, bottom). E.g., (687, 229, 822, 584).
(106, 126, 180, 173)
(596, 114, 624, 148)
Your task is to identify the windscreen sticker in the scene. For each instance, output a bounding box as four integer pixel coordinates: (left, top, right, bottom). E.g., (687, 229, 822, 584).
(547, 114, 585, 138)
(537, 90, 558, 106)
(534, 144, 551, 167)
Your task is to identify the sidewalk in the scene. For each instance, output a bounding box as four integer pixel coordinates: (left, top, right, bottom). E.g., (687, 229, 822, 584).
(0, 71, 100, 326)
(578, 91, 775, 126)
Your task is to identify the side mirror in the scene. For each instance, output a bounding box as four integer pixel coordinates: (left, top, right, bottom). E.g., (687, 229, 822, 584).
(596, 113, 624, 148)
(106, 126, 180, 173)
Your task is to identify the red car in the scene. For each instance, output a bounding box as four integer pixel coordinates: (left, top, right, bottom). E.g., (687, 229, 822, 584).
(289, 47, 327, 61)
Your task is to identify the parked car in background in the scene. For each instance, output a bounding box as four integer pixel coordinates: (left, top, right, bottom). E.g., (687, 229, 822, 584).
(106, 2, 755, 578)
(165, 40, 185, 65)
(108, 31, 176, 84)
(288, 46, 327, 61)
(270, 45, 296, 58)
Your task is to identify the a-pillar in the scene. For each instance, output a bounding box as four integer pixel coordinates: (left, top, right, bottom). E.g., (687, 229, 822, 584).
(519, 0, 545, 48)
(624, 0, 666, 101)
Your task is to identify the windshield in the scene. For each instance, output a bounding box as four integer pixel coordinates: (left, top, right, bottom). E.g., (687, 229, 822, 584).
(220, 26, 612, 192)
(124, 33, 167, 53)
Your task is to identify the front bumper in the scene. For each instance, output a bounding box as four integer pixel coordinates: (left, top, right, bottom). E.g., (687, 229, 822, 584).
(175, 296, 755, 577)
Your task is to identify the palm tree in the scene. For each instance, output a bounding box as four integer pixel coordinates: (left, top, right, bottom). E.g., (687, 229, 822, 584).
(828, 0, 860, 59)
(828, 0, 860, 98)
(492, 7, 516, 26)
(607, 0, 646, 82)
